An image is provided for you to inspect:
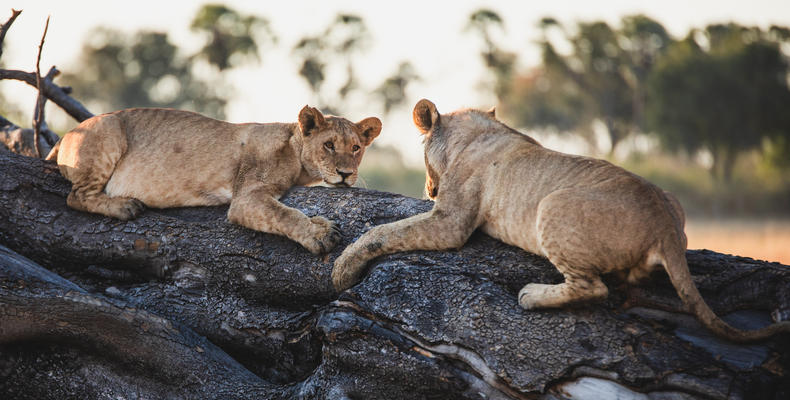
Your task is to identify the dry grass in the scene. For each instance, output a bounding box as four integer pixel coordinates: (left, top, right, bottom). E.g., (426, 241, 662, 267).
(685, 219, 790, 264)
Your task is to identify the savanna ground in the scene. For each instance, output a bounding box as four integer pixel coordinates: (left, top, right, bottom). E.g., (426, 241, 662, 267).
(686, 218, 790, 264)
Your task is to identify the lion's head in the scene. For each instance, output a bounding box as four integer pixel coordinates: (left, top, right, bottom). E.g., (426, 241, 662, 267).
(412, 98, 535, 200)
(413, 99, 495, 200)
(297, 105, 381, 187)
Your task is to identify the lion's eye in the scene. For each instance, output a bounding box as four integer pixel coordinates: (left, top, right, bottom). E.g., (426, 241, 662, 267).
(352, 145, 361, 152)
(324, 141, 334, 151)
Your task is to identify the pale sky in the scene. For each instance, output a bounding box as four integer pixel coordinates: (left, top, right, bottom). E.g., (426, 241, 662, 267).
(3, 0, 790, 165)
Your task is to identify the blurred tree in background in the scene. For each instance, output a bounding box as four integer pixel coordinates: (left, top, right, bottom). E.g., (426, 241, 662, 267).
(62, 28, 228, 118)
(190, 3, 277, 71)
(504, 15, 671, 155)
(373, 61, 419, 115)
(61, 4, 271, 119)
(465, 9, 517, 102)
(290, 13, 421, 115)
(53, 6, 424, 197)
(647, 23, 790, 183)
(292, 14, 370, 114)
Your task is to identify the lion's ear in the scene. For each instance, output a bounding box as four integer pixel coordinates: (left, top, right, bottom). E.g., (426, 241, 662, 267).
(486, 106, 496, 118)
(356, 117, 382, 146)
(413, 99, 439, 135)
(298, 105, 326, 137)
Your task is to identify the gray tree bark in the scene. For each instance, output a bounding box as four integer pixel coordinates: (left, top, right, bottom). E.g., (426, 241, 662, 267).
(0, 150, 788, 399)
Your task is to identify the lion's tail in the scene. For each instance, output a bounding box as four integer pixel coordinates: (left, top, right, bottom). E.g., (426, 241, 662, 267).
(44, 138, 61, 161)
(656, 237, 790, 343)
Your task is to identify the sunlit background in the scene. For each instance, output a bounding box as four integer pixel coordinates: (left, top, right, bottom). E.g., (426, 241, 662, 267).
(2, 0, 789, 262)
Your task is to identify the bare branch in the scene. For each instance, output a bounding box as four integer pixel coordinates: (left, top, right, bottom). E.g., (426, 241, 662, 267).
(32, 16, 50, 158)
(0, 68, 93, 122)
(0, 9, 22, 60)
(0, 9, 91, 126)
(38, 66, 60, 146)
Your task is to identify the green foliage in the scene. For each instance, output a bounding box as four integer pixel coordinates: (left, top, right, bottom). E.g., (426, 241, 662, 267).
(646, 24, 790, 182)
(373, 62, 419, 115)
(190, 4, 277, 70)
(61, 4, 271, 118)
(464, 9, 516, 101)
(762, 136, 790, 172)
(62, 28, 227, 118)
(292, 14, 370, 113)
(621, 151, 790, 217)
(505, 15, 670, 154)
(292, 14, 418, 115)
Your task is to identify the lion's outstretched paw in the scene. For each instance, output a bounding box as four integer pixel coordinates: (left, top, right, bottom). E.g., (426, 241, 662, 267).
(303, 216, 342, 255)
(331, 251, 366, 293)
(518, 283, 552, 310)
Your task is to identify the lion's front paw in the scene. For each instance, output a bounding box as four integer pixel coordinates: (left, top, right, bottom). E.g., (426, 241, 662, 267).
(331, 250, 367, 293)
(302, 216, 342, 255)
(518, 283, 550, 310)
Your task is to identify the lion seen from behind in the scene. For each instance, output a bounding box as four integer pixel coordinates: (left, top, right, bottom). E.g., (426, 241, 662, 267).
(332, 98, 790, 343)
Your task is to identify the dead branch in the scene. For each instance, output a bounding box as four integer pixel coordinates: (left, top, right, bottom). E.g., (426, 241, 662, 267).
(0, 9, 93, 158)
(0, 9, 22, 60)
(40, 67, 59, 146)
(0, 68, 93, 123)
(32, 15, 50, 158)
(0, 10, 92, 126)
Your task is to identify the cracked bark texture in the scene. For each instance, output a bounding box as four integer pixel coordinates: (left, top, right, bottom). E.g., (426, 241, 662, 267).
(0, 150, 788, 399)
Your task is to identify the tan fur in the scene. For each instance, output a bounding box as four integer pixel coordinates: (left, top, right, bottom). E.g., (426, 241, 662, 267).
(47, 106, 381, 254)
(332, 99, 790, 342)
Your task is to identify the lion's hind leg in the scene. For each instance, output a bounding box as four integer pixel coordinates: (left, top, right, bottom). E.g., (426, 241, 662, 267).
(518, 267, 608, 309)
(67, 188, 145, 221)
(59, 114, 145, 220)
(519, 189, 608, 309)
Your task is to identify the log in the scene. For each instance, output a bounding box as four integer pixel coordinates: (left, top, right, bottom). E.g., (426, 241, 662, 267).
(0, 150, 788, 399)
(0, 245, 285, 399)
(1, 114, 56, 157)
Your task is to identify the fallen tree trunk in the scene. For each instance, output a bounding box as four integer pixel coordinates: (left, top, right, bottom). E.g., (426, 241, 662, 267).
(0, 150, 788, 399)
(0, 245, 287, 399)
(1, 114, 58, 157)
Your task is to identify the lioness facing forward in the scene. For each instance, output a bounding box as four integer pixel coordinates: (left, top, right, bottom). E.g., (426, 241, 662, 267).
(332, 99, 790, 342)
(47, 106, 381, 254)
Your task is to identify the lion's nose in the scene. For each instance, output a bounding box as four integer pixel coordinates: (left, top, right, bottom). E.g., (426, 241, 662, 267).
(336, 169, 352, 180)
